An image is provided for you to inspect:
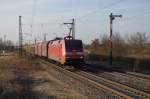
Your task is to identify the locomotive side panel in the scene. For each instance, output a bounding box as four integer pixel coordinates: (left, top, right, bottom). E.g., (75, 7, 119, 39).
(48, 40, 66, 64)
(59, 40, 66, 64)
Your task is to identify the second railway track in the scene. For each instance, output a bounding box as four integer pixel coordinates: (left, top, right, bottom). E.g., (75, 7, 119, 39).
(75, 70, 150, 99)
(126, 72, 150, 80)
(84, 63, 150, 93)
(102, 71, 150, 93)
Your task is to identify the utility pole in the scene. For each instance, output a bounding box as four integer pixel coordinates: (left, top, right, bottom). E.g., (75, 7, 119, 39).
(63, 18, 75, 39)
(41, 24, 47, 42)
(44, 33, 46, 41)
(69, 27, 72, 37)
(3, 34, 6, 55)
(19, 16, 23, 55)
(109, 13, 122, 65)
(34, 38, 37, 45)
(72, 18, 75, 39)
(4, 34, 6, 50)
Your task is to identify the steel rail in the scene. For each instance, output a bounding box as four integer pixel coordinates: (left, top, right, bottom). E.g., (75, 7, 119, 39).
(77, 71, 150, 99)
(126, 72, 150, 80)
(40, 60, 133, 99)
(112, 72, 150, 83)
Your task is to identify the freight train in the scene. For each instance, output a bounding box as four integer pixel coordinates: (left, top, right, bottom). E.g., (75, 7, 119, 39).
(25, 36, 84, 65)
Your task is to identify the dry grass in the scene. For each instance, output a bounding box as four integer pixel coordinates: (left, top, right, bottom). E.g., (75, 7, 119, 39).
(127, 49, 150, 59)
(0, 53, 87, 99)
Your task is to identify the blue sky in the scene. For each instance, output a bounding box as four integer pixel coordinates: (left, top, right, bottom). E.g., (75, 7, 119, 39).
(0, 0, 150, 44)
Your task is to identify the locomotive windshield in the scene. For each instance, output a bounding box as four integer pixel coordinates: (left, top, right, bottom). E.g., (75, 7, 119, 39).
(65, 40, 83, 49)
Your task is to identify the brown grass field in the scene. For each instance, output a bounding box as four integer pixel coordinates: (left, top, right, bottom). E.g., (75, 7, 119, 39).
(0, 53, 86, 99)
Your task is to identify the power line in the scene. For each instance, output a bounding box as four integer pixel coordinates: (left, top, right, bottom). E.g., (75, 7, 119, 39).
(31, 0, 38, 34)
(76, 0, 124, 20)
(22, 22, 60, 27)
(116, 10, 150, 23)
(23, 0, 124, 35)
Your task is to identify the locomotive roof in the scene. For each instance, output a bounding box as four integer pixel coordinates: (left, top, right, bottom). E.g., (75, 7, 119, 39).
(36, 38, 82, 45)
(51, 37, 63, 41)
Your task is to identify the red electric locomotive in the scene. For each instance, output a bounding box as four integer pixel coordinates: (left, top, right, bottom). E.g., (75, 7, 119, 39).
(48, 36, 84, 64)
(35, 36, 84, 65)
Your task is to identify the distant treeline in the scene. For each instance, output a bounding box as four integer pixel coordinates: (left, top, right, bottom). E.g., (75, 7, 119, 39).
(85, 32, 150, 59)
(0, 37, 14, 51)
(85, 32, 150, 71)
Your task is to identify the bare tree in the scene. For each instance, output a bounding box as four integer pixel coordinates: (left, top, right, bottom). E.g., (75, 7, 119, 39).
(128, 32, 147, 49)
(0, 38, 3, 50)
(89, 38, 100, 54)
(99, 33, 126, 56)
(0, 37, 14, 52)
(99, 34, 109, 54)
(87, 32, 148, 58)
(100, 34, 109, 44)
(112, 33, 126, 56)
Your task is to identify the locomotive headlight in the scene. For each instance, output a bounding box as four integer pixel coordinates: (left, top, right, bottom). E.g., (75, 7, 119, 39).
(62, 47, 66, 56)
(76, 52, 83, 55)
(66, 52, 72, 55)
(80, 56, 84, 59)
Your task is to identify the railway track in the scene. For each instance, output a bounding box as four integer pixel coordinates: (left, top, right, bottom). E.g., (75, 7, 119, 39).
(85, 61, 150, 81)
(112, 72, 150, 83)
(24, 53, 150, 98)
(83, 64, 150, 93)
(71, 63, 150, 98)
(94, 71, 150, 94)
(40, 59, 150, 99)
(40, 60, 133, 99)
(82, 64, 150, 94)
(126, 72, 150, 80)
(75, 70, 150, 99)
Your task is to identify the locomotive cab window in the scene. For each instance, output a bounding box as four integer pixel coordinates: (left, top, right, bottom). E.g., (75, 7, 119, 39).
(65, 40, 83, 49)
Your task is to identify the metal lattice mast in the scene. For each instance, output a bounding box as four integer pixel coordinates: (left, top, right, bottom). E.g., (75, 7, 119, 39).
(63, 18, 75, 39)
(19, 16, 22, 54)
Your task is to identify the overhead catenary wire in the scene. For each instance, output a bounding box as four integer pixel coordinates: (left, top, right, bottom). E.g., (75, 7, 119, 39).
(22, 0, 150, 27)
(24, 0, 124, 26)
(22, 0, 125, 28)
(31, 0, 38, 34)
(115, 10, 150, 23)
(75, 0, 124, 20)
